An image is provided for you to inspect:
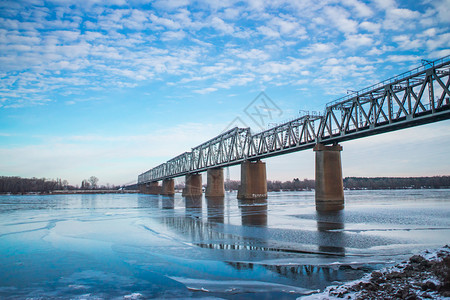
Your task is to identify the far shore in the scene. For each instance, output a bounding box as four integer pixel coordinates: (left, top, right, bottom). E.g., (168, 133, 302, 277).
(0, 190, 139, 195)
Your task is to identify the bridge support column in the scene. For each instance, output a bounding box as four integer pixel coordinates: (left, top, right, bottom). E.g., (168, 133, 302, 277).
(138, 184, 146, 194)
(314, 143, 344, 210)
(147, 181, 161, 195)
(205, 168, 224, 197)
(237, 160, 267, 200)
(182, 174, 202, 197)
(161, 179, 175, 196)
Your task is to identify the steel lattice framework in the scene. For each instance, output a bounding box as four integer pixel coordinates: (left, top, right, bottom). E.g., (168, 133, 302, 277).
(138, 56, 450, 184)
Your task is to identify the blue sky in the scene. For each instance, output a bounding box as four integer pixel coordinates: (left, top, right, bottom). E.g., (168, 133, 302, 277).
(0, 0, 449, 186)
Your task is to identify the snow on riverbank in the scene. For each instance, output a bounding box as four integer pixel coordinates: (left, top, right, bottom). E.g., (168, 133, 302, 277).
(300, 245, 450, 300)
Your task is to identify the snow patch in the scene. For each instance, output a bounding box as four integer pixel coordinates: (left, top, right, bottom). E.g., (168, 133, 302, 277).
(123, 292, 144, 299)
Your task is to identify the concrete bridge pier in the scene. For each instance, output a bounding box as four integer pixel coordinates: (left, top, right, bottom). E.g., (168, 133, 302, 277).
(140, 182, 161, 194)
(314, 143, 344, 211)
(148, 181, 161, 194)
(138, 184, 146, 194)
(161, 178, 175, 196)
(182, 174, 202, 197)
(205, 168, 225, 197)
(237, 160, 267, 200)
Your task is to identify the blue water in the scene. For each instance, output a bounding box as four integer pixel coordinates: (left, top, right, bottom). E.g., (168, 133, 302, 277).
(0, 190, 449, 299)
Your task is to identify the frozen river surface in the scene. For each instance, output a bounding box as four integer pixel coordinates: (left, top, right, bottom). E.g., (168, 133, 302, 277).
(0, 190, 449, 299)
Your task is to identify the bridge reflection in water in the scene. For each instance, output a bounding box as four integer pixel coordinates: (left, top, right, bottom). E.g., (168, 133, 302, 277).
(148, 194, 372, 287)
(316, 208, 345, 256)
(206, 196, 224, 224)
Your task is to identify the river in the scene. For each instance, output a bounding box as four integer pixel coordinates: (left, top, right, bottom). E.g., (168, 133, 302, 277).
(0, 190, 449, 299)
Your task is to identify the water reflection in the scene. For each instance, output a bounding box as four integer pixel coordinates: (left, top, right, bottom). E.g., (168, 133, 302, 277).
(161, 196, 174, 209)
(316, 208, 345, 256)
(137, 194, 160, 209)
(81, 194, 98, 209)
(157, 195, 353, 286)
(205, 196, 224, 224)
(226, 261, 351, 289)
(157, 196, 273, 261)
(185, 195, 202, 219)
(161, 196, 232, 247)
(238, 198, 267, 227)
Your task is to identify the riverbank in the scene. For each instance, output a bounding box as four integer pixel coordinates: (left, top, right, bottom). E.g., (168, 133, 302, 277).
(51, 189, 139, 194)
(0, 190, 139, 195)
(301, 246, 450, 300)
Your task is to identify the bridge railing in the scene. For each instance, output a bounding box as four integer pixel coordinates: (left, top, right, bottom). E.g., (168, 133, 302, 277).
(138, 127, 252, 183)
(318, 57, 450, 141)
(326, 55, 450, 108)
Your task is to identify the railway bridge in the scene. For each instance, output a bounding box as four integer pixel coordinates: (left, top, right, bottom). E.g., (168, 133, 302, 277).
(138, 56, 450, 210)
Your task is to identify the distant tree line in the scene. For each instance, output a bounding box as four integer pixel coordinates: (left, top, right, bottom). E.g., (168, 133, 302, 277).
(344, 176, 450, 190)
(225, 176, 450, 192)
(222, 178, 315, 192)
(266, 178, 315, 191)
(2, 175, 450, 194)
(0, 177, 65, 194)
(0, 176, 121, 194)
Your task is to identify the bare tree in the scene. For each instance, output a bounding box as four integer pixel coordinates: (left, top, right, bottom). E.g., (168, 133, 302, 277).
(88, 176, 99, 189)
(81, 180, 90, 189)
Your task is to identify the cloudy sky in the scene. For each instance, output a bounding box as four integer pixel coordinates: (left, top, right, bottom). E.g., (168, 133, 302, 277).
(0, 0, 449, 186)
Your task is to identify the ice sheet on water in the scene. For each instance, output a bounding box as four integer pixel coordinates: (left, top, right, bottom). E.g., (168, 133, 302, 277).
(169, 276, 318, 295)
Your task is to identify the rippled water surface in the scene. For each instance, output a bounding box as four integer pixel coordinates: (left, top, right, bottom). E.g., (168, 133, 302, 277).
(1, 190, 449, 299)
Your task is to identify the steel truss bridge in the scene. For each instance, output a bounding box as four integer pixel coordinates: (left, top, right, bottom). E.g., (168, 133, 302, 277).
(139, 56, 450, 184)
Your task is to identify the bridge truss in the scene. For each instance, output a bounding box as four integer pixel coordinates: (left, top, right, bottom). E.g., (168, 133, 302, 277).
(139, 56, 450, 184)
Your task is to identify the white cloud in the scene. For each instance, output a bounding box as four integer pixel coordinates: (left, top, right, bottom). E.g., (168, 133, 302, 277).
(149, 14, 181, 30)
(152, 0, 189, 10)
(366, 45, 394, 55)
(341, 0, 374, 18)
(210, 16, 234, 34)
(429, 49, 450, 59)
(323, 6, 358, 34)
(418, 28, 437, 38)
(372, 0, 396, 10)
(213, 75, 255, 89)
(431, 0, 450, 24)
(360, 21, 381, 34)
(386, 55, 420, 63)
(194, 87, 218, 94)
(392, 35, 422, 51)
(300, 43, 336, 54)
(342, 34, 374, 48)
(383, 8, 421, 30)
(258, 26, 280, 38)
(230, 48, 270, 60)
(0, 0, 447, 116)
(269, 17, 306, 38)
(125, 9, 149, 29)
(247, 0, 266, 11)
(425, 33, 450, 51)
(222, 7, 241, 19)
(161, 30, 186, 41)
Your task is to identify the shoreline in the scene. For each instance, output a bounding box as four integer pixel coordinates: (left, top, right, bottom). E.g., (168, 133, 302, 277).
(300, 245, 450, 300)
(0, 190, 139, 195)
